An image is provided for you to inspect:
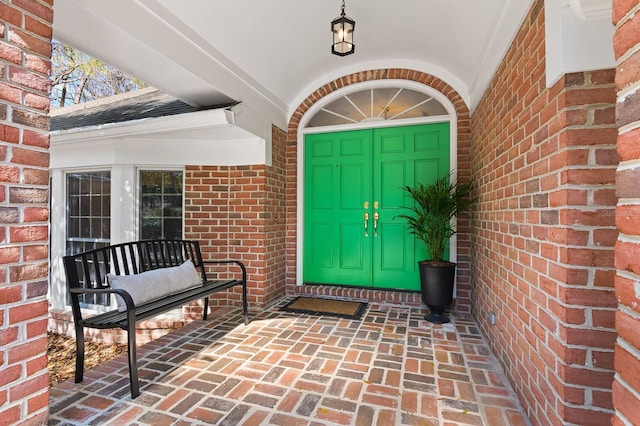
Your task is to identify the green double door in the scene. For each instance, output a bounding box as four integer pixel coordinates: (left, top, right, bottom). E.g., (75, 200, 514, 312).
(303, 123, 450, 291)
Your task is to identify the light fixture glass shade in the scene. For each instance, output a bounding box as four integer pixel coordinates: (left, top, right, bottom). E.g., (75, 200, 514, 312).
(331, 8, 355, 56)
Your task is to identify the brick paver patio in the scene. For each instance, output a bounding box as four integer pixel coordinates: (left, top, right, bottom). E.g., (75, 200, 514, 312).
(48, 299, 530, 425)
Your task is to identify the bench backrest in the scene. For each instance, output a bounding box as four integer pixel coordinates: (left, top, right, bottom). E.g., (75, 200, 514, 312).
(62, 239, 206, 304)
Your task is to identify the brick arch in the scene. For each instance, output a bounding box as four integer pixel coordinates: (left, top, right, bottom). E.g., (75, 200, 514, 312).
(287, 69, 469, 135)
(284, 68, 473, 312)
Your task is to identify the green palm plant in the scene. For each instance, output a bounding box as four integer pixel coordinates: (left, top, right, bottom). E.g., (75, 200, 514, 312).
(395, 173, 477, 262)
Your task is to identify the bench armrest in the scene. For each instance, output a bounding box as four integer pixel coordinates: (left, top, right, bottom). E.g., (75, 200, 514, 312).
(69, 287, 137, 311)
(202, 259, 247, 284)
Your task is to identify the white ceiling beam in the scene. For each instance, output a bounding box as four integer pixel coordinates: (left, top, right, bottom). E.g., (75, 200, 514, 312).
(50, 109, 269, 168)
(53, 0, 288, 130)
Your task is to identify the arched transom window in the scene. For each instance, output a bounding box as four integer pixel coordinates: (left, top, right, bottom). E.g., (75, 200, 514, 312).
(306, 87, 448, 128)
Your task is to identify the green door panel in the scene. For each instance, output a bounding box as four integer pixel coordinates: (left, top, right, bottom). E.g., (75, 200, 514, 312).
(308, 223, 333, 267)
(373, 123, 449, 290)
(340, 223, 365, 269)
(304, 130, 372, 286)
(304, 123, 449, 290)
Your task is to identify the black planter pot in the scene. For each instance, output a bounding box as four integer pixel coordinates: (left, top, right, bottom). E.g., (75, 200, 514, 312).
(418, 260, 456, 324)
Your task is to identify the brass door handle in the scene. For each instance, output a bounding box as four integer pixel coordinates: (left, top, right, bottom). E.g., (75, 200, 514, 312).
(364, 212, 369, 237)
(373, 212, 379, 236)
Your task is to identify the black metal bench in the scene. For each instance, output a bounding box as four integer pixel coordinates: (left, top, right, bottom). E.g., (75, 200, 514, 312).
(62, 239, 248, 398)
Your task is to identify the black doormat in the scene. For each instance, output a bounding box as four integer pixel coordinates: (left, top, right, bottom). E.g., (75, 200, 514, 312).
(280, 297, 368, 320)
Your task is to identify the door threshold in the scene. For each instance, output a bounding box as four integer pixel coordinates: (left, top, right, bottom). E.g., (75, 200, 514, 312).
(296, 283, 422, 307)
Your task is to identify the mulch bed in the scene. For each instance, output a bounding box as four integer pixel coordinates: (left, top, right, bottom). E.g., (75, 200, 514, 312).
(47, 332, 127, 387)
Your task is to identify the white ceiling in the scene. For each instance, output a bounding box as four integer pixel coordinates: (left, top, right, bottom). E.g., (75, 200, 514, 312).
(53, 0, 536, 128)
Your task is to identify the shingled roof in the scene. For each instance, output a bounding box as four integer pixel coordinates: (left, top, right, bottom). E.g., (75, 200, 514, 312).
(50, 87, 233, 131)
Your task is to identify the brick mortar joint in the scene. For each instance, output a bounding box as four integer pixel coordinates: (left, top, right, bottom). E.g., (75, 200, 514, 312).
(612, 377, 640, 424)
(616, 339, 640, 366)
(2, 164, 51, 175)
(554, 349, 616, 371)
(617, 199, 640, 209)
(3, 111, 51, 132)
(617, 48, 640, 79)
(565, 102, 617, 113)
(617, 267, 640, 286)
(614, 4, 640, 31)
(8, 55, 52, 76)
(498, 332, 611, 402)
(566, 82, 616, 91)
(616, 65, 640, 99)
(565, 126, 618, 134)
(22, 17, 54, 36)
(496, 321, 610, 382)
(565, 120, 616, 131)
(6, 1, 53, 25)
(4, 73, 52, 96)
(618, 303, 640, 320)
(2, 253, 48, 264)
(617, 120, 640, 136)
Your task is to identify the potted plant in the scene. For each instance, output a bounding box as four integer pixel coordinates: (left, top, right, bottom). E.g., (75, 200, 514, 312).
(395, 172, 477, 324)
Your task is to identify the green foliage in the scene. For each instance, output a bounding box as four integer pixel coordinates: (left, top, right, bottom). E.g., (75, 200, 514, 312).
(395, 173, 477, 262)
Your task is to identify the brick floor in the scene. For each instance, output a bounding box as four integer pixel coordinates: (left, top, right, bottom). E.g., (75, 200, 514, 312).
(48, 299, 531, 425)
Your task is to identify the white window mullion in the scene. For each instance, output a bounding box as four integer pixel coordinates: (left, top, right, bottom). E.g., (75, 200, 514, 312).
(111, 165, 136, 245)
(49, 169, 66, 310)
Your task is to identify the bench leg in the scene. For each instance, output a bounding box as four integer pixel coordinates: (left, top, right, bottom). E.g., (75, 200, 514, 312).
(74, 325, 85, 383)
(202, 296, 209, 320)
(126, 320, 140, 398)
(242, 284, 249, 325)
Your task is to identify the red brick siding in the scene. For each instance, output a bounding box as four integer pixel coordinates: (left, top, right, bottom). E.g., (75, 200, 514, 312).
(471, 1, 618, 424)
(183, 164, 264, 311)
(612, 1, 640, 424)
(0, 0, 51, 424)
(286, 69, 472, 312)
(48, 308, 194, 346)
(183, 125, 288, 311)
(262, 126, 288, 306)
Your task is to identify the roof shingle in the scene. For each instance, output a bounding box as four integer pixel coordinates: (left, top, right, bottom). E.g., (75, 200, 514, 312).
(50, 87, 233, 131)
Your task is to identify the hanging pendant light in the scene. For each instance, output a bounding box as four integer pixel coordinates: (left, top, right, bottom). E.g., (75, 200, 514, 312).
(331, 0, 355, 56)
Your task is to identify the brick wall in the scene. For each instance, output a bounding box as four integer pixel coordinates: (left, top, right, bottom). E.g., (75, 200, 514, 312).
(0, 0, 52, 424)
(286, 69, 473, 311)
(262, 125, 288, 306)
(612, 1, 640, 424)
(470, 1, 618, 424)
(184, 125, 288, 310)
(184, 164, 265, 310)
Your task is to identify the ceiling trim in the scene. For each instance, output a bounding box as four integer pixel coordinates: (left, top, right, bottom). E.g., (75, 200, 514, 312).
(467, 0, 536, 112)
(50, 136, 268, 168)
(50, 109, 235, 143)
(50, 109, 269, 168)
(567, 0, 611, 20)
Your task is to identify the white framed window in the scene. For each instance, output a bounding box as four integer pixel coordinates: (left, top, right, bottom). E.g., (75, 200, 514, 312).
(306, 86, 448, 128)
(64, 170, 112, 307)
(139, 170, 184, 240)
(66, 170, 111, 254)
(50, 165, 185, 311)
